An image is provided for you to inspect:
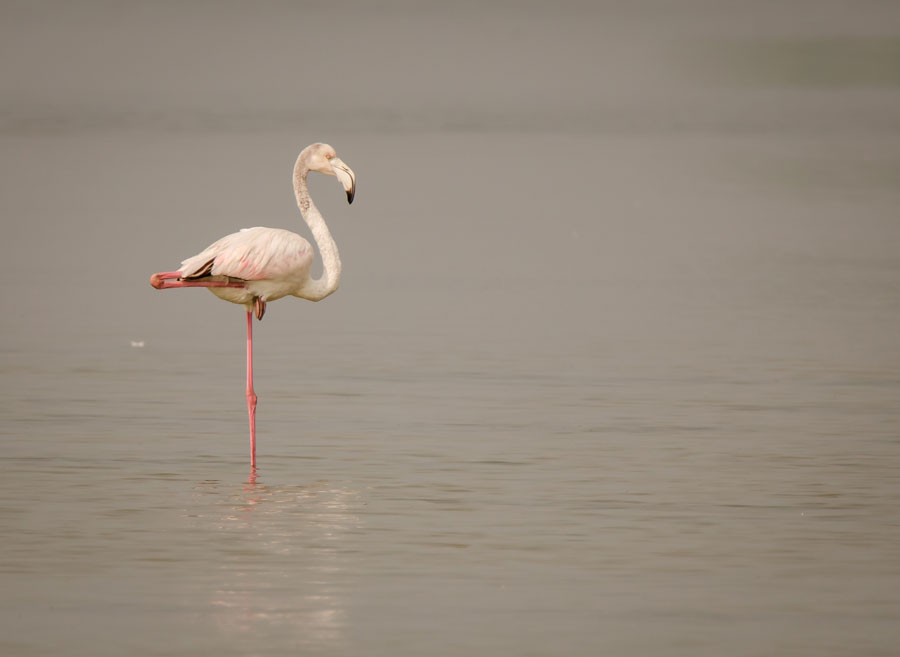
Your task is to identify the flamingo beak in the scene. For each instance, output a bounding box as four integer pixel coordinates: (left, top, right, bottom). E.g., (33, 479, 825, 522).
(331, 158, 356, 204)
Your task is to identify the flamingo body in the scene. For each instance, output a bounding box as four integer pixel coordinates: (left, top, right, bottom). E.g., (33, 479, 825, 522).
(179, 227, 316, 307)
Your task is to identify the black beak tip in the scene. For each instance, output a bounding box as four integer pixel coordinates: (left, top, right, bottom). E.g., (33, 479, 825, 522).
(346, 189, 355, 204)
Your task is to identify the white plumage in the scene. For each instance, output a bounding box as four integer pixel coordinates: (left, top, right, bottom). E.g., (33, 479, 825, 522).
(179, 227, 316, 306)
(154, 142, 355, 311)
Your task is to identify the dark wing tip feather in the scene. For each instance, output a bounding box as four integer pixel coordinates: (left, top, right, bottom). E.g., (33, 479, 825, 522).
(181, 258, 215, 279)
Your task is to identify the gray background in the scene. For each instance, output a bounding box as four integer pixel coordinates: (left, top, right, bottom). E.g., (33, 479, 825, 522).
(2, 1, 899, 655)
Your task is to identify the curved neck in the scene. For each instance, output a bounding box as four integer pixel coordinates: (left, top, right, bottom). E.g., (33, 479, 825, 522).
(293, 158, 341, 301)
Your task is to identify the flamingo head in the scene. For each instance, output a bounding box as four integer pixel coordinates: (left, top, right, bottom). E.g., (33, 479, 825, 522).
(303, 143, 356, 204)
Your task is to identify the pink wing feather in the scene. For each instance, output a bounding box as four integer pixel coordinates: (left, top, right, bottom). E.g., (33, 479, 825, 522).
(180, 227, 313, 281)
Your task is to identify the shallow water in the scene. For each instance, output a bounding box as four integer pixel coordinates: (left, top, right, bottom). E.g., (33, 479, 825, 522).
(3, 2, 900, 655)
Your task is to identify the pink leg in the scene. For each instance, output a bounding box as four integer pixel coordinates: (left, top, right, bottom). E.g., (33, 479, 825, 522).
(152, 270, 257, 468)
(246, 310, 258, 469)
(150, 271, 246, 290)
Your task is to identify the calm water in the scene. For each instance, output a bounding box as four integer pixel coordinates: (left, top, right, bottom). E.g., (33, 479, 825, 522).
(2, 2, 900, 656)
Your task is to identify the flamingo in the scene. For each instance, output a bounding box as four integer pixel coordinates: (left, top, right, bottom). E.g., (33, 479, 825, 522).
(149, 143, 356, 469)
